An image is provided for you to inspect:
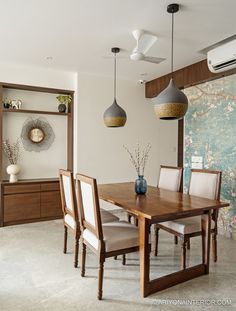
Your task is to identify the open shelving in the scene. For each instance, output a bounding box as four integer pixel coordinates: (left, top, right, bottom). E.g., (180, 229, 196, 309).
(0, 81, 74, 227)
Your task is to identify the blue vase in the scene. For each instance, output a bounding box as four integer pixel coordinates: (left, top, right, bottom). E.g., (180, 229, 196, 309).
(135, 175, 147, 195)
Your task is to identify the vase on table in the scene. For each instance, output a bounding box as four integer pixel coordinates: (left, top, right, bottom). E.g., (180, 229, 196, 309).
(135, 175, 147, 195)
(6, 164, 21, 183)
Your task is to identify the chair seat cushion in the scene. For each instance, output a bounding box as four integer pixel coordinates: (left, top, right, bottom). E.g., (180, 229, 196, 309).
(64, 214, 76, 229)
(101, 209, 119, 223)
(160, 216, 215, 235)
(83, 221, 139, 252)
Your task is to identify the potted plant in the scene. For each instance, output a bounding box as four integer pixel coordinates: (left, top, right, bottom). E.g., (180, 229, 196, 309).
(2, 138, 21, 182)
(56, 95, 72, 113)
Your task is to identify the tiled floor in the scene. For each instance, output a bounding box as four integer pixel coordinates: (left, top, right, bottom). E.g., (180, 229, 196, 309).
(1, 214, 235, 311)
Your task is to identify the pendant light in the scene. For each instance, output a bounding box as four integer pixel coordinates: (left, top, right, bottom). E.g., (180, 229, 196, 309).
(154, 3, 188, 120)
(103, 47, 127, 127)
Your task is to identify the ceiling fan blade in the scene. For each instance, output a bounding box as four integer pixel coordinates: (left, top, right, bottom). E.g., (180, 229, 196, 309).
(134, 33, 157, 54)
(142, 56, 165, 64)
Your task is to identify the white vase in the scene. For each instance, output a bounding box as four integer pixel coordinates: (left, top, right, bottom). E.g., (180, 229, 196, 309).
(6, 164, 21, 183)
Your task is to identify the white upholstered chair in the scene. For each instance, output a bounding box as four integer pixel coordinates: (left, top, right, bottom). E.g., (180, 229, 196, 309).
(59, 169, 80, 268)
(155, 169, 222, 269)
(158, 165, 183, 192)
(154, 165, 183, 256)
(76, 173, 139, 300)
(59, 169, 119, 268)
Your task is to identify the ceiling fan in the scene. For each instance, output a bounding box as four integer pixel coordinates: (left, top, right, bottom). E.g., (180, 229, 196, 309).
(130, 29, 165, 64)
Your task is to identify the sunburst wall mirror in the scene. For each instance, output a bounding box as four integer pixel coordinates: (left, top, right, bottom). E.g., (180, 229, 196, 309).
(21, 117, 55, 152)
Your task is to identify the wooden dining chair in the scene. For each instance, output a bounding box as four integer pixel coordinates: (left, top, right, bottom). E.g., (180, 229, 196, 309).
(155, 169, 222, 269)
(59, 169, 80, 268)
(59, 169, 120, 268)
(76, 173, 140, 300)
(154, 165, 183, 256)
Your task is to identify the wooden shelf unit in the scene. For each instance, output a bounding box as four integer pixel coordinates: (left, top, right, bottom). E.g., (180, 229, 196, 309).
(0, 82, 74, 227)
(3, 109, 70, 116)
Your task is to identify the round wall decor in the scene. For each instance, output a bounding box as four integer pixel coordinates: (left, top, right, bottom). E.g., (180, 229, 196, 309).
(21, 117, 55, 152)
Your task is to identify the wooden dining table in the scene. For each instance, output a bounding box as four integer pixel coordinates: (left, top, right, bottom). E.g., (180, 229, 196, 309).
(98, 182, 229, 297)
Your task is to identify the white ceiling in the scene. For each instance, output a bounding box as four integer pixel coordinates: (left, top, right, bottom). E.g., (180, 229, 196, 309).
(0, 0, 235, 81)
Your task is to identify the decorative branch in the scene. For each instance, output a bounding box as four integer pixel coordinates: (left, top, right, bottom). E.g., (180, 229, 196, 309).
(123, 143, 151, 176)
(187, 85, 236, 102)
(2, 138, 21, 165)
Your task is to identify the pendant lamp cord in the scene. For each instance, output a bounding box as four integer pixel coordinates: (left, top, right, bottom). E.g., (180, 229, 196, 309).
(171, 11, 174, 78)
(114, 52, 116, 100)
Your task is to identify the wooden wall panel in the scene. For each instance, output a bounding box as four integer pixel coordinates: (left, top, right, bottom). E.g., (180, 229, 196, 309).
(145, 59, 236, 98)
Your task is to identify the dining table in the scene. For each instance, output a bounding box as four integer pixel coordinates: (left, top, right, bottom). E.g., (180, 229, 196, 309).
(98, 182, 229, 297)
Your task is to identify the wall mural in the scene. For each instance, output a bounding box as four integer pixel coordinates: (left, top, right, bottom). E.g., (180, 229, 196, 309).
(184, 73, 236, 238)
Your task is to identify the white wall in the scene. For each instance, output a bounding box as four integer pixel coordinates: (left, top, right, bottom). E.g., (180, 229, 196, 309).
(0, 62, 75, 90)
(0, 63, 178, 184)
(76, 73, 178, 186)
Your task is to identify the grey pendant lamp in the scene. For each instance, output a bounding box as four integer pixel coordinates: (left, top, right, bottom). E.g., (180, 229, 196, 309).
(103, 47, 127, 127)
(154, 3, 188, 120)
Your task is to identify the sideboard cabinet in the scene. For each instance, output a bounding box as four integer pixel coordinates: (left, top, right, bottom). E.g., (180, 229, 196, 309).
(0, 179, 63, 226)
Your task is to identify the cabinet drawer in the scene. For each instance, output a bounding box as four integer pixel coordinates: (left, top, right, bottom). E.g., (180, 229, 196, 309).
(4, 184, 40, 195)
(4, 193, 40, 222)
(41, 182, 60, 192)
(41, 191, 62, 218)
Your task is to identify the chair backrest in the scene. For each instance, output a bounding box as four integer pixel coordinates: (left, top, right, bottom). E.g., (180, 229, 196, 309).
(76, 173, 103, 241)
(59, 169, 79, 224)
(189, 169, 222, 200)
(158, 165, 183, 192)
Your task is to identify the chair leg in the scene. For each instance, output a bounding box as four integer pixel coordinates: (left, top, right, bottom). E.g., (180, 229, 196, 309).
(187, 238, 190, 250)
(63, 226, 68, 254)
(212, 232, 217, 262)
(114, 256, 117, 260)
(74, 237, 79, 268)
(181, 238, 187, 270)
(174, 236, 178, 245)
(81, 243, 86, 277)
(154, 227, 159, 256)
(128, 213, 132, 223)
(98, 260, 104, 300)
(122, 254, 126, 265)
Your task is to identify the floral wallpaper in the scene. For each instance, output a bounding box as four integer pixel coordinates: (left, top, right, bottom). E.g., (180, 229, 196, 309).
(184, 73, 236, 238)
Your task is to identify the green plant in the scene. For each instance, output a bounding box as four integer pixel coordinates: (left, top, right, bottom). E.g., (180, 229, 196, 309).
(56, 95, 72, 105)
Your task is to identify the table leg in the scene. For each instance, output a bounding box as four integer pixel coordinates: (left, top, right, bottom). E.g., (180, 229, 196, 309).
(139, 217, 150, 297)
(201, 210, 211, 274)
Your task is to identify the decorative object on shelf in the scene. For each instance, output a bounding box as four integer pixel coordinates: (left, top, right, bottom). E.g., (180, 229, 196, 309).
(21, 117, 55, 152)
(56, 95, 72, 113)
(103, 47, 127, 127)
(153, 3, 188, 120)
(10, 99, 22, 109)
(123, 143, 151, 194)
(2, 138, 21, 183)
(3, 98, 11, 109)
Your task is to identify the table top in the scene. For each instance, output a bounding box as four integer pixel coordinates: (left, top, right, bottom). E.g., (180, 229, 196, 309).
(98, 182, 229, 222)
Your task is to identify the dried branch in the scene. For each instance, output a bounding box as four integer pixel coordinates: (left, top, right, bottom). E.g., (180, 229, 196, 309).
(2, 138, 21, 165)
(123, 143, 151, 176)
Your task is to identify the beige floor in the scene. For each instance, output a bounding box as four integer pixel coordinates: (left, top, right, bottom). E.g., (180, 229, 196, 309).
(0, 213, 235, 311)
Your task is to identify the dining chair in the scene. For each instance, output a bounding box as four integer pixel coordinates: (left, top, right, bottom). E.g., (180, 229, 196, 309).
(154, 165, 183, 256)
(155, 169, 222, 269)
(59, 169, 120, 268)
(59, 169, 80, 268)
(76, 173, 140, 300)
